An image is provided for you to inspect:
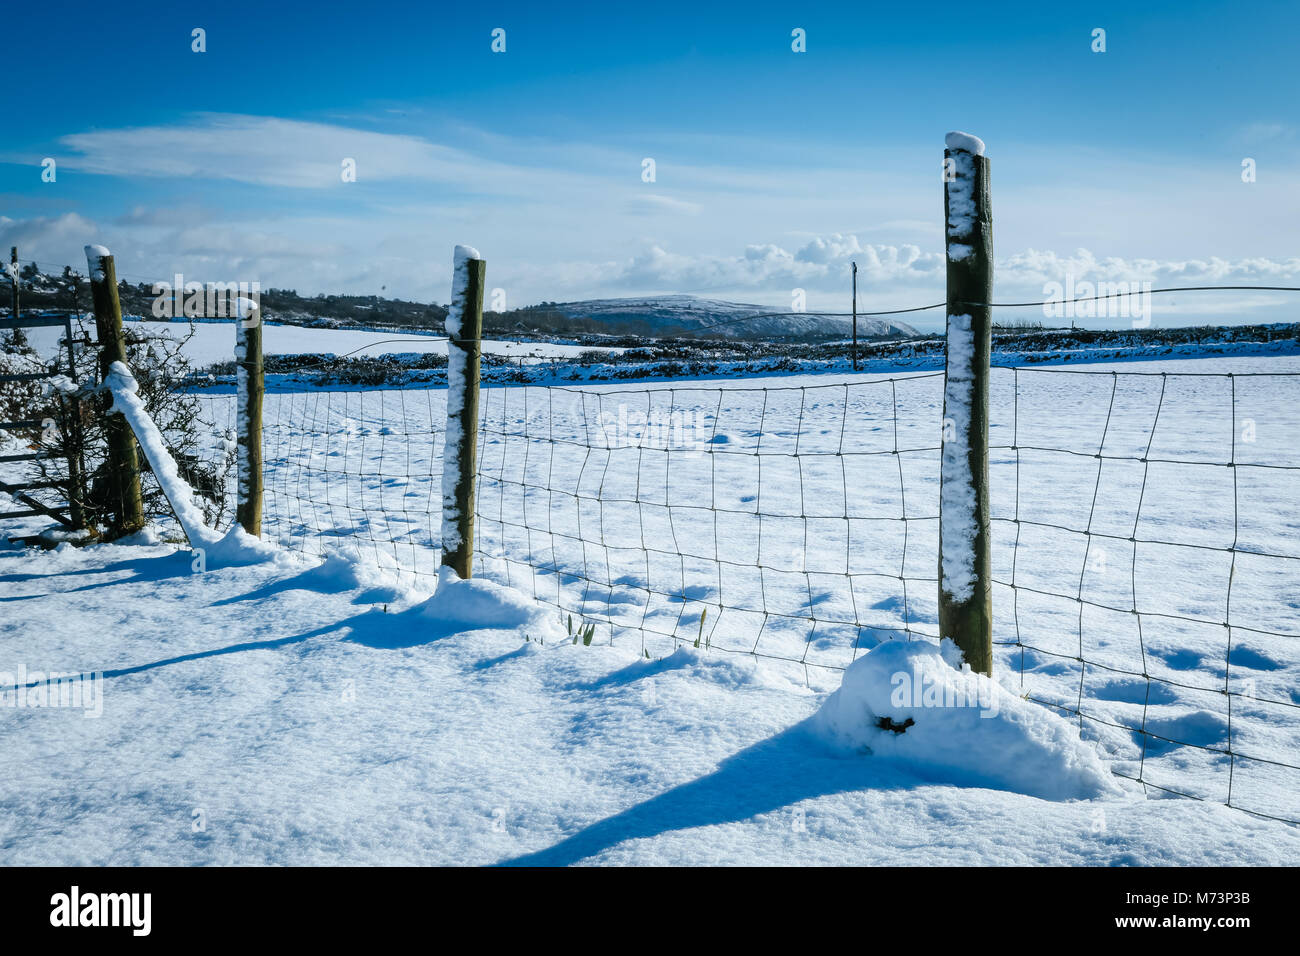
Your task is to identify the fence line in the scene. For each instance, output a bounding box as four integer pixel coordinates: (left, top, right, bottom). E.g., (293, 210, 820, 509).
(8, 251, 1300, 338)
(182, 359, 1300, 826)
(991, 366, 1300, 824)
(7, 128, 1300, 827)
(473, 374, 946, 677)
(8, 252, 1300, 825)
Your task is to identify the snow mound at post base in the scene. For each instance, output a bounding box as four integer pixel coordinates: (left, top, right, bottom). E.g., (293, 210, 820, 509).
(201, 526, 283, 568)
(413, 566, 558, 635)
(814, 640, 1118, 801)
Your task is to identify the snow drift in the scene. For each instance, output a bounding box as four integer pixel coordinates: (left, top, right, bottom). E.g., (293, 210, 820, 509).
(342, 564, 564, 648)
(815, 639, 1118, 801)
(415, 566, 556, 635)
(104, 361, 280, 567)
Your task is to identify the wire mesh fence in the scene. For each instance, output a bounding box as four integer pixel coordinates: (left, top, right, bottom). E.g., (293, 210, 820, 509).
(196, 388, 450, 580)
(187, 361, 1300, 824)
(990, 366, 1300, 824)
(9, 249, 1300, 827)
(473, 374, 945, 678)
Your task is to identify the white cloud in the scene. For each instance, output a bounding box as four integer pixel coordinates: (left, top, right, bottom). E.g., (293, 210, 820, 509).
(54, 114, 579, 193)
(999, 248, 1300, 286)
(0, 212, 101, 253)
(1236, 122, 1295, 145)
(6, 205, 1297, 324)
(8, 114, 1299, 326)
(623, 194, 702, 216)
(602, 237, 943, 295)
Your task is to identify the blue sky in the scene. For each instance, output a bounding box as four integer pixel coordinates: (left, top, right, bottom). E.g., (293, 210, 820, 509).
(3, 0, 1298, 328)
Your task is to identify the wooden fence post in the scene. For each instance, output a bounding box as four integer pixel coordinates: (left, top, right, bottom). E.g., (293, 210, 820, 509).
(84, 244, 144, 537)
(235, 296, 263, 535)
(440, 245, 485, 579)
(939, 131, 993, 676)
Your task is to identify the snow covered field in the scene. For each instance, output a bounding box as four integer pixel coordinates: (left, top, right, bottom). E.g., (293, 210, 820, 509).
(1, 352, 1298, 864)
(0, 532, 1296, 865)
(22, 317, 619, 369)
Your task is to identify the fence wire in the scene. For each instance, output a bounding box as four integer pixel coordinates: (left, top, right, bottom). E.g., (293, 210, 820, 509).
(472, 374, 945, 681)
(188, 362, 1300, 826)
(195, 389, 448, 581)
(989, 366, 1300, 825)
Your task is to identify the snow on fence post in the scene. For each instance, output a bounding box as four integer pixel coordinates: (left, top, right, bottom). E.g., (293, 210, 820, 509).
(939, 131, 994, 676)
(9, 247, 18, 324)
(102, 361, 213, 549)
(440, 245, 486, 579)
(235, 296, 263, 536)
(84, 244, 145, 537)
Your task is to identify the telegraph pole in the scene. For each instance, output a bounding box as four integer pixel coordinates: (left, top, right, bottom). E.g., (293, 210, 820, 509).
(851, 260, 858, 371)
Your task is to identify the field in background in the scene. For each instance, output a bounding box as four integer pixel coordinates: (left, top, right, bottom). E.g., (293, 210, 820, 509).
(185, 353, 1300, 825)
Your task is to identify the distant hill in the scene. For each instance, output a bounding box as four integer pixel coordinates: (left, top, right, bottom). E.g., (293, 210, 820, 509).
(7, 267, 914, 343)
(509, 295, 918, 341)
(7, 265, 447, 332)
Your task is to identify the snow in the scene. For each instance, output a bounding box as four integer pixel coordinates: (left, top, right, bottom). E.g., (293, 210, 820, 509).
(2, 350, 1299, 865)
(814, 639, 1118, 800)
(946, 151, 979, 257)
(84, 244, 111, 282)
(0, 536, 1295, 865)
(945, 130, 986, 156)
(440, 245, 482, 563)
(412, 565, 559, 637)
(234, 303, 257, 508)
(23, 319, 619, 373)
(940, 314, 978, 602)
(234, 295, 260, 329)
(944, 132, 983, 263)
(104, 361, 213, 547)
(103, 361, 277, 568)
(443, 244, 481, 342)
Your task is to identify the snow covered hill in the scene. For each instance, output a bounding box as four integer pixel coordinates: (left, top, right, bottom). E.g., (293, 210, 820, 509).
(538, 294, 918, 340)
(20, 317, 622, 371)
(8, 265, 911, 342)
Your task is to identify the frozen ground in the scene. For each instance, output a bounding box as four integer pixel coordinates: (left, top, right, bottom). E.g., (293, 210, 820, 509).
(1, 352, 1298, 864)
(1, 537, 1297, 866)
